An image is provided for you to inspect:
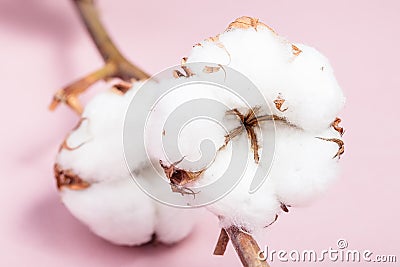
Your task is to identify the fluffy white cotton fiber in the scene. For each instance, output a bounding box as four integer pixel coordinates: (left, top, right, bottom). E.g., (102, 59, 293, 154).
(57, 83, 201, 245)
(55, 16, 345, 242)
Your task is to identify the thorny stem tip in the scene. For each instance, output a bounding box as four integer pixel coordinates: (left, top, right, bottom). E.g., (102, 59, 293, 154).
(50, 0, 150, 114)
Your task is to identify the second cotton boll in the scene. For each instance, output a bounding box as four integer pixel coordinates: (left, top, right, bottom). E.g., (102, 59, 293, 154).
(55, 84, 201, 246)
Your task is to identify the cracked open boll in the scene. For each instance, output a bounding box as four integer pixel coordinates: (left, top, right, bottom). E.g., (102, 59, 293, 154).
(54, 17, 345, 246)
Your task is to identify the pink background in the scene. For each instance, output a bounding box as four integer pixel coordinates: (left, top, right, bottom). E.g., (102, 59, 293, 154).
(1, 0, 399, 266)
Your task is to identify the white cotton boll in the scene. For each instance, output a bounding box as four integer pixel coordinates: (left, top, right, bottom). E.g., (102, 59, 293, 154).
(56, 82, 149, 183)
(187, 24, 345, 131)
(269, 124, 342, 206)
(61, 178, 156, 246)
(57, 82, 202, 246)
(153, 203, 203, 244)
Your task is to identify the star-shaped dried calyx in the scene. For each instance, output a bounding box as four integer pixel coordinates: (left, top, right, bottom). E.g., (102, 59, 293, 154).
(54, 164, 91, 190)
(223, 107, 262, 163)
(222, 107, 292, 163)
(159, 159, 203, 197)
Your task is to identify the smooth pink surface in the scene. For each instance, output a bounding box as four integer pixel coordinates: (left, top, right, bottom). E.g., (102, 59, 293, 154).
(1, 0, 399, 266)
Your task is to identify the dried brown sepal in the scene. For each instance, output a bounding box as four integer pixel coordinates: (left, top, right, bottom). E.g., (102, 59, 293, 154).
(173, 66, 194, 79)
(58, 118, 89, 152)
(181, 57, 188, 65)
(206, 35, 220, 43)
(291, 44, 302, 56)
(225, 226, 269, 267)
(316, 137, 345, 159)
(54, 164, 90, 190)
(222, 126, 243, 148)
(170, 184, 198, 197)
(273, 95, 288, 112)
(246, 127, 260, 163)
(214, 228, 230, 256)
(264, 214, 279, 228)
(332, 117, 345, 136)
(60, 139, 86, 152)
(203, 64, 228, 81)
(112, 80, 132, 94)
(173, 70, 185, 78)
(227, 16, 276, 34)
(182, 65, 194, 77)
(203, 65, 221, 73)
(222, 109, 297, 160)
(159, 159, 203, 197)
(280, 203, 289, 213)
(224, 108, 261, 163)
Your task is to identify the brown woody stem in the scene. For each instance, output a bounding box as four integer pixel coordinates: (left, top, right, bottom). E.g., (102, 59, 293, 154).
(225, 226, 269, 267)
(72, 0, 149, 80)
(50, 0, 150, 113)
(214, 228, 230, 255)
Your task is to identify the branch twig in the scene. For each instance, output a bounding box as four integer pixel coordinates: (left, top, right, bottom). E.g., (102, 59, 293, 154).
(214, 226, 270, 267)
(50, 0, 150, 114)
(225, 226, 269, 267)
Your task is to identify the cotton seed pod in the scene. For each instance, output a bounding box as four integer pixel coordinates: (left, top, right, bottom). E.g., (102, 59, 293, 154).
(55, 83, 201, 246)
(141, 17, 345, 232)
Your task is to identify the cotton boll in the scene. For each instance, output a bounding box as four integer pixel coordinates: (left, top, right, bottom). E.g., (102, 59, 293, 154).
(61, 178, 156, 246)
(153, 203, 203, 244)
(56, 82, 202, 246)
(269, 124, 342, 206)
